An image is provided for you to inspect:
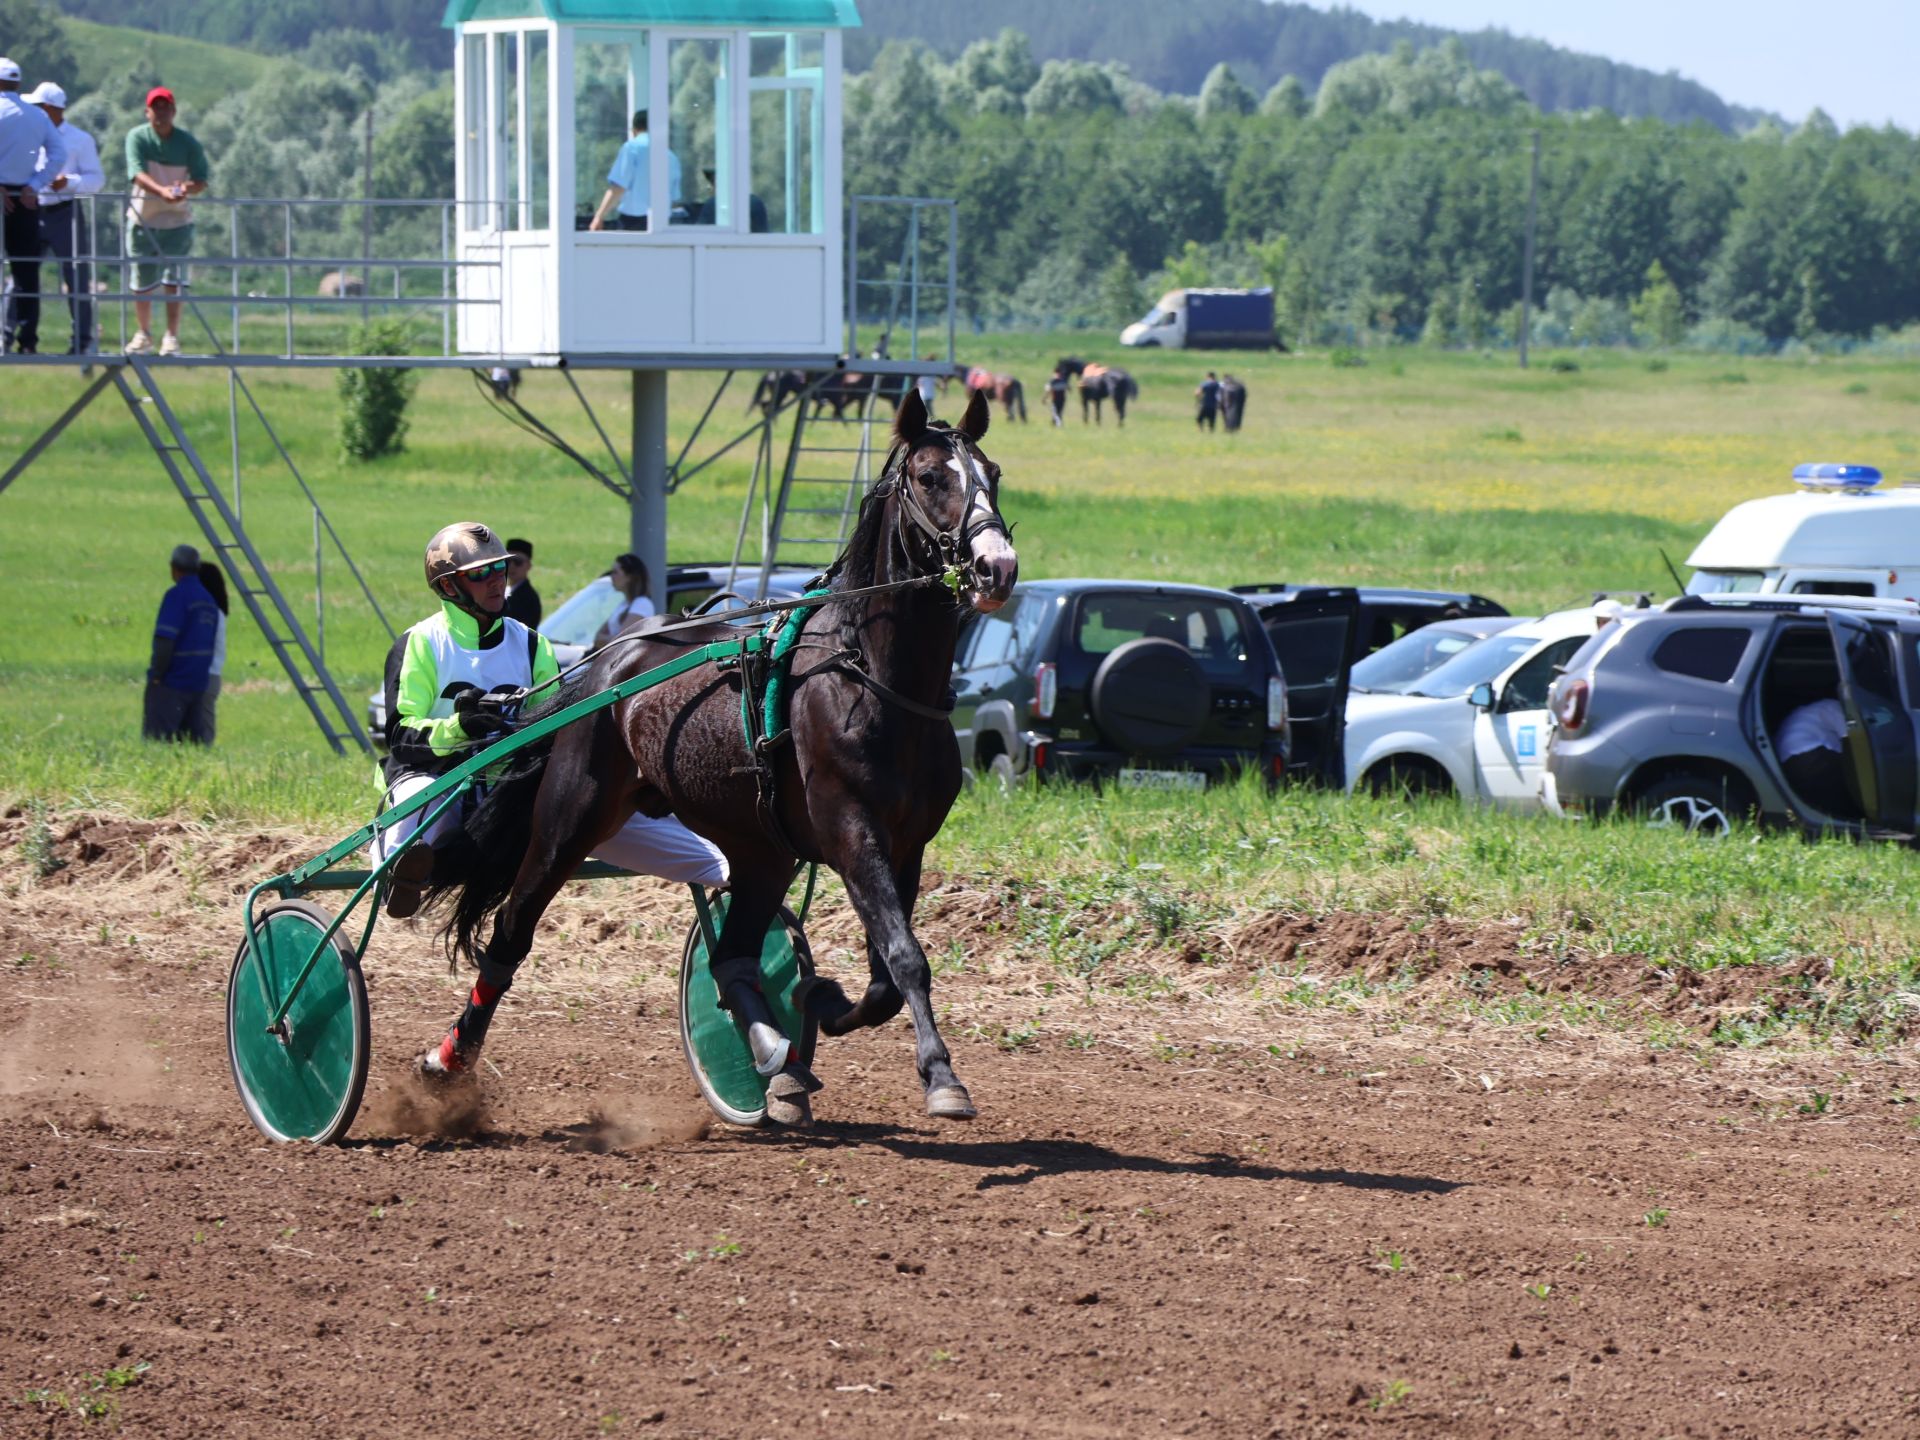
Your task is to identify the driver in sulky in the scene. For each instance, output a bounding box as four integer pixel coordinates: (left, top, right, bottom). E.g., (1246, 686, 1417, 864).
(376, 523, 728, 1075)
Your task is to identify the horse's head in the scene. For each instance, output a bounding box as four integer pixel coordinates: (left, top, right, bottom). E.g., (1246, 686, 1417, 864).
(888, 386, 1018, 613)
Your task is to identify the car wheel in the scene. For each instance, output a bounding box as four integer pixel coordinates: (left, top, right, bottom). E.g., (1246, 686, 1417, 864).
(1366, 758, 1450, 799)
(986, 753, 1018, 795)
(1635, 772, 1751, 837)
(1089, 638, 1209, 757)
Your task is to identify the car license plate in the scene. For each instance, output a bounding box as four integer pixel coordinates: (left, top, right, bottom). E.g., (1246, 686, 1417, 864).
(1119, 768, 1206, 791)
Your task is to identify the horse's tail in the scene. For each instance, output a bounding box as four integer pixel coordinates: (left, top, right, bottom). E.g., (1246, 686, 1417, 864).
(428, 676, 591, 966)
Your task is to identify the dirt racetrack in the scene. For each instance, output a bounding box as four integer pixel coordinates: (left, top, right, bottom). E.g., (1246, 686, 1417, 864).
(5, 815, 1920, 1438)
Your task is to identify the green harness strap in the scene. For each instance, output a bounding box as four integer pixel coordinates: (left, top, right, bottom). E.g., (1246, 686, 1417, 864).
(755, 587, 832, 745)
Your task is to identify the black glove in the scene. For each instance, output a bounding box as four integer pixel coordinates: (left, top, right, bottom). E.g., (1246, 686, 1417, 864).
(452, 686, 513, 741)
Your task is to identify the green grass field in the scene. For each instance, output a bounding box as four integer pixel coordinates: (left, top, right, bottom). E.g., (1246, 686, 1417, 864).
(5, 339, 1919, 1039)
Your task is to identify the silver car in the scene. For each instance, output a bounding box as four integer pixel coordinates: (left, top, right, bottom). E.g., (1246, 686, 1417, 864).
(1544, 594, 1920, 836)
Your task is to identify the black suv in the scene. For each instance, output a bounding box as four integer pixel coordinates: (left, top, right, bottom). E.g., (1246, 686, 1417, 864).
(1231, 584, 1508, 783)
(950, 579, 1289, 790)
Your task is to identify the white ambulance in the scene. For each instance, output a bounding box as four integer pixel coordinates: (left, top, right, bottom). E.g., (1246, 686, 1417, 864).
(1686, 463, 1920, 600)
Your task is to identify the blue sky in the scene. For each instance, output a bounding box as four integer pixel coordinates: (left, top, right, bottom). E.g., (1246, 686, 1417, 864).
(1344, 0, 1920, 131)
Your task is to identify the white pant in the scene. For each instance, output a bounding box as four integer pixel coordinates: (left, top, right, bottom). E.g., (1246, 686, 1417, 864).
(374, 772, 728, 886)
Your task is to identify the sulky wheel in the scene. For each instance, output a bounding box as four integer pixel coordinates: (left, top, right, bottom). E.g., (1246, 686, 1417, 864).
(679, 900, 817, 1127)
(227, 899, 371, 1144)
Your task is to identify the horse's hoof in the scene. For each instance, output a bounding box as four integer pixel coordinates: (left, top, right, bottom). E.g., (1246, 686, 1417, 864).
(925, 1084, 976, 1121)
(765, 1070, 814, 1129)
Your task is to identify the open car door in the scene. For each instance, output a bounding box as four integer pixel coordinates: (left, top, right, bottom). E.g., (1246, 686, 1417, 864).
(1826, 611, 1917, 832)
(1259, 592, 1361, 784)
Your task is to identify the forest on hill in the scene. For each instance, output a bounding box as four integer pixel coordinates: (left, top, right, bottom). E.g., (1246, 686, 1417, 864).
(849, 0, 1756, 132)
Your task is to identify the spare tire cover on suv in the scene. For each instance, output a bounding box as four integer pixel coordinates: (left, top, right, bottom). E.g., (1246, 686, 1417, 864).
(1090, 638, 1211, 756)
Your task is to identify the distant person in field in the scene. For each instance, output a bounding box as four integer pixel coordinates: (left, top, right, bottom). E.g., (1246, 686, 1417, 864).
(502, 536, 542, 628)
(124, 86, 209, 357)
(1220, 374, 1247, 432)
(599, 552, 655, 645)
(588, 109, 681, 232)
(145, 543, 219, 744)
(0, 56, 68, 356)
(1195, 371, 1221, 431)
(1044, 366, 1069, 427)
(28, 82, 103, 355)
(197, 560, 229, 744)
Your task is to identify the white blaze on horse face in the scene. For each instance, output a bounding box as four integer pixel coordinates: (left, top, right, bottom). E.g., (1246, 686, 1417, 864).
(949, 446, 1017, 612)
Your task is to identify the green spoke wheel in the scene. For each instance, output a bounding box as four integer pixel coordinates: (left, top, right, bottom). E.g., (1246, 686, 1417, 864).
(228, 900, 371, 1144)
(680, 900, 817, 1127)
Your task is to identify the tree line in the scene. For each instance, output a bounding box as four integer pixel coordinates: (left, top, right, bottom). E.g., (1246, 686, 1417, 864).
(846, 34, 1920, 348)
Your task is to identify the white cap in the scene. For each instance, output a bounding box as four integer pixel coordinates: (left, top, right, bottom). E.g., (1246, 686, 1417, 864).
(0, 57, 21, 83)
(26, 81, 66, 107)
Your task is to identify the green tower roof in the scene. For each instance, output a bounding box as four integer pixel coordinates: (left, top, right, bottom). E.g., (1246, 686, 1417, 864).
(445, 0, 860, 26)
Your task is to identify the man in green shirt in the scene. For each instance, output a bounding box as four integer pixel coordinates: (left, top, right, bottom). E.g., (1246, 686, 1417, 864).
(123, 86, 208, 357)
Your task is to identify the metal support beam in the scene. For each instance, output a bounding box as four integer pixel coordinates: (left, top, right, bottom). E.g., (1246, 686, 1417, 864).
(631, 370, 669, 612)
(0, 369, 112, 497)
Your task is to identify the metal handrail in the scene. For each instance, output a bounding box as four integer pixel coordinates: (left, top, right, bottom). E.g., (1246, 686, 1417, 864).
(2, 192, 508, 361)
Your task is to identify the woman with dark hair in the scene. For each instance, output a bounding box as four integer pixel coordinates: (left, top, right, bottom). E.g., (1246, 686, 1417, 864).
(599, 552, 655, 645)
(197, 561, 229, 744)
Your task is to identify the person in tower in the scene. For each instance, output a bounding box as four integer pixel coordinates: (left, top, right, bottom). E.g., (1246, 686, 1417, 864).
(374, 522, 727, 1076)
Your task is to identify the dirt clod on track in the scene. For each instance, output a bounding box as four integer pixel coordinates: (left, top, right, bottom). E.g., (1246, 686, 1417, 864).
(5, 814, 1920, 1437)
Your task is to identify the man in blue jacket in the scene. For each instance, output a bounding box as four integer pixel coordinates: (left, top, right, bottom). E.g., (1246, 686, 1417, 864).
(145, 543, 219, 743)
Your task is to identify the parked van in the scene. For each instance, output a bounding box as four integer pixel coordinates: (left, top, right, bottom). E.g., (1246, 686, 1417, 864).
(1120, 288, 1275, 350)
(1686, 463, 1920, 600)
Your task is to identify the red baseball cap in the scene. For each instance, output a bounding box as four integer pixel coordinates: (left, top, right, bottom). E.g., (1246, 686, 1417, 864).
(145, 86, 175, 107)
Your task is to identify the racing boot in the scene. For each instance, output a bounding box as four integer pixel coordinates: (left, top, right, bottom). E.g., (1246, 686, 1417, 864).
(384, 842, 436, 920)
(414, 975, 507, 1081)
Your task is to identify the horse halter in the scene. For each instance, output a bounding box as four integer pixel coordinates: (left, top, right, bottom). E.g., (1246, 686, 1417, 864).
(874, 428, 1010, 589)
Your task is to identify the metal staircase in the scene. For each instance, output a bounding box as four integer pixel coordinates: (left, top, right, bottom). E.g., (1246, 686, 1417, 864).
(113, 357, 372, 755)
(729, 374, 892, 592)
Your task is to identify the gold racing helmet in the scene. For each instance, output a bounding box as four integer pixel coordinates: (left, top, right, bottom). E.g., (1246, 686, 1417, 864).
(424, 522, 509, 614)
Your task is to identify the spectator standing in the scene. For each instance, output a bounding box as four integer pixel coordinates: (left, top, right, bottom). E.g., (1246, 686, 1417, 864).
(27, 83, 102, 356)
(1195, 371, 1221, 431)
(599, 552, 655, 645)
(145, 543, 219, 743)
(124, 86, 209, 357)
(1044, 366, 1069, 427)
(502, 537, 542, 628)
(588, 110, 681, 232)
(196, 560, 229, 744)
(0, 57, 68, 355)
(1220, 374, 1248, 432)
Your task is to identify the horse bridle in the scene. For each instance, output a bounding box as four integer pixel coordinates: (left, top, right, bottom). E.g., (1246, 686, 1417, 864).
(873, 427, 1011, 592)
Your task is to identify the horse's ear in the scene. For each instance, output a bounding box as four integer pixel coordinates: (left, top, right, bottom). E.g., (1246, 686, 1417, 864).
(957, 383, 991, 443)
(894, 387, 929, 447)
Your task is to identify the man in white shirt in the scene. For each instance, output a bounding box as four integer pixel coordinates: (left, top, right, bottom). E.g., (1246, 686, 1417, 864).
(1776, 696, 1854, 819)
(27, 83, 102, 355)
(599, 552, 657, 645)
(0, 57, 67, 355)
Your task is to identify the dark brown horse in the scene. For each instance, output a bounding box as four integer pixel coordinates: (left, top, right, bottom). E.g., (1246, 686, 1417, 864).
(964, 366, 1027, 423)
(750, 368, 891, 421)
(1076, 363, 1138, 426)
(426, 388, 1018, 1124)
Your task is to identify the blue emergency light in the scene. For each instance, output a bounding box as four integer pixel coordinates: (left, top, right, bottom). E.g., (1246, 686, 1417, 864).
(1792, 462, 1882, 491)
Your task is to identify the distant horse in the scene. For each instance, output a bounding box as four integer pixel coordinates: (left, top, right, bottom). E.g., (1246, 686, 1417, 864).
(425, 387, 1019, 1124)
(1076, 363, 1138, 426)
(964, 366, 1027, 423)
(751, 369, 887, 421)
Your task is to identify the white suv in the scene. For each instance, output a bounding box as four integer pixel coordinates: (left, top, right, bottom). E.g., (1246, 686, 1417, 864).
(1342, 599, 1649, 809)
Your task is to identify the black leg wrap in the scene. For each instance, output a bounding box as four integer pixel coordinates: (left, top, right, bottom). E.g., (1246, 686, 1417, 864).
(708, 953, 764, 997)
(475, 946, 521, 991)
(453, 993, 502, 1054)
